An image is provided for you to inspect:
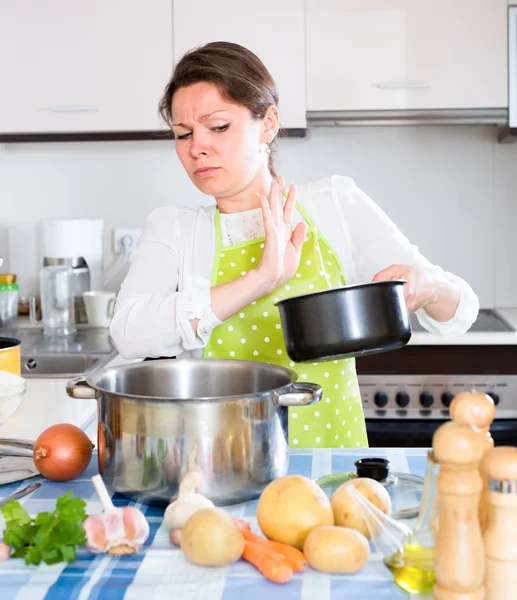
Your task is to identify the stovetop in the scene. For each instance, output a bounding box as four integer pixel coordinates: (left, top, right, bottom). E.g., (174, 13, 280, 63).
(410, 308, 515, 333)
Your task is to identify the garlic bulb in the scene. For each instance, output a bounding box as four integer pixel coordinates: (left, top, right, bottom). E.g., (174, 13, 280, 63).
(164, 471, 214, 530)
(84, 475, 150, 556)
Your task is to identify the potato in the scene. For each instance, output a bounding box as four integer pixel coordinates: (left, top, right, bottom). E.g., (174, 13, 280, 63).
(180, 507, 244, 567)
(330, 477, 391, 538)
(303, 526, 370, 574)
(257, 475, 334, 550)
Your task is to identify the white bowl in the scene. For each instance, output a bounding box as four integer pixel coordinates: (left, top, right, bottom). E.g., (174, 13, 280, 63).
(0, 372, 26, 424)
(0, 390, 25, 424)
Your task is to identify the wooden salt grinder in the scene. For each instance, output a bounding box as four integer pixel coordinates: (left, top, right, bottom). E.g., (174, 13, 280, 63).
(482, 446, 517, 600)
(450, 390, 496, 531)
(433, 421, 486, 600)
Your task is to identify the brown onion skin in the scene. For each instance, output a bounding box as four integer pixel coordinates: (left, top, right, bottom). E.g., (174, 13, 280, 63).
(33, 423, 94, 482)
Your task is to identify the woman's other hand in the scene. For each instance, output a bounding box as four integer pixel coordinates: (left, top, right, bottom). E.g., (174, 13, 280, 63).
(256, 176, 308, 293)
(372, 263, 460, 321)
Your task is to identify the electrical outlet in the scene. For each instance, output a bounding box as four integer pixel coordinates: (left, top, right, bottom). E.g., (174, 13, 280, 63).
(113, 228, 143, 254)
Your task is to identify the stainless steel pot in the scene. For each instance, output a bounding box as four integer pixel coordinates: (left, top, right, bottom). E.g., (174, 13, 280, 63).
(276, 280, 412, 363)
(66, 358, 322, 506)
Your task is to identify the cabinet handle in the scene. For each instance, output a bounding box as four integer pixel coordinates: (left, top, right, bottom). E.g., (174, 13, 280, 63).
(374, 82, 431, 89)
(46, 106, 101, 113)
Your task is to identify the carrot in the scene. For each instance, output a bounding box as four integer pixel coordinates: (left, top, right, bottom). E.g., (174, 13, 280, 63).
(241, 541, 293, 584)
(241, 529, 307, 572)
(233, 518, 251, 531)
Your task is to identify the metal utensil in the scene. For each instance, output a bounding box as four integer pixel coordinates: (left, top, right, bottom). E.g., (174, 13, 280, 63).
(0, 456, 39, 485)
(0, 481, 41, 507)
(67, 358, 323, 507)
(0, 438, 34, 456)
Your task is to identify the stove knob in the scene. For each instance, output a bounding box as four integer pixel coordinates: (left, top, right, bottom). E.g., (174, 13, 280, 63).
(420, 391, 434, 408)
(374, 391, 389, 408)
(441, 392, 455, 408)
(487, 391, 500, 406)
(395, 391, 410, 408)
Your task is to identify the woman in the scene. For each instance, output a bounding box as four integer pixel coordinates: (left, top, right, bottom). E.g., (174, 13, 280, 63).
(110, 42, 479, 449)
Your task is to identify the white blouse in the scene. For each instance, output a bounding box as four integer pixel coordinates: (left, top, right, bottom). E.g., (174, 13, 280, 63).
(110, 175, 480, 359)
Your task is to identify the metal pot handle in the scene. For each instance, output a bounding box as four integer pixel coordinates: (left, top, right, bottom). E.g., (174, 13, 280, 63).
(66, 376, 97, 400)
(275, 382, 322, 407)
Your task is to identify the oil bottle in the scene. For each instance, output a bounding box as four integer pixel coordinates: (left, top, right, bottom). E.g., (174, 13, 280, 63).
(384, 451, 439, 595)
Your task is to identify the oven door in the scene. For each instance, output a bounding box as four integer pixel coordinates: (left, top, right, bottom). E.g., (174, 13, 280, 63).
(366, 418, 517, 448)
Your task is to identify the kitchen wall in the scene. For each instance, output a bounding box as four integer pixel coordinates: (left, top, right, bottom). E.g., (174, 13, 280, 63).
(1, 124, 517, 308)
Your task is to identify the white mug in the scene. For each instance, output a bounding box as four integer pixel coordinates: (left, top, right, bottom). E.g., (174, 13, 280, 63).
(83, 291, 116, 328)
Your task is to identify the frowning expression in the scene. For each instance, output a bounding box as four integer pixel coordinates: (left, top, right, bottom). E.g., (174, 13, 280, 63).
(171, 82, 267, 198)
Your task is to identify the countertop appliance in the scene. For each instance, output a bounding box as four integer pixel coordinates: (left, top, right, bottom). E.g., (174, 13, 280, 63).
(41, 219, 104, 323)
(357, 309, 517, 447)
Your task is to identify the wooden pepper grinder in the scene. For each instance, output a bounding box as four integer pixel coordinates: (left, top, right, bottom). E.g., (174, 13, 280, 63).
(450, 390, 496, 531)
(482, 446, 517, 600)
(433, 421, 486, 600)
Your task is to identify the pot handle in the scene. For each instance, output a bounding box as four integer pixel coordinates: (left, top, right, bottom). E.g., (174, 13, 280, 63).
(275, 382, 322, 407)
(66, 376, 97, 400)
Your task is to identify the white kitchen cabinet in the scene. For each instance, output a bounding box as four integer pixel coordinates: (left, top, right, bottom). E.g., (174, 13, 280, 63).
(0, 0, 173, 134)
(306, 0, 508, 112)
(173, 0, 306, 129)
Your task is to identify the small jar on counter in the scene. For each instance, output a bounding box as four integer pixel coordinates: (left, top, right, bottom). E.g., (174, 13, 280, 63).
(0, 283, 19, 328)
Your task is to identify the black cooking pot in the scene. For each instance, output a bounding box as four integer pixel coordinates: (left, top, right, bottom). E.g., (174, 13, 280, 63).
(275, 280, 411, 363)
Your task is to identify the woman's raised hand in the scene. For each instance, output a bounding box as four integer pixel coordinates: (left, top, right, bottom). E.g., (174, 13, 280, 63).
(255, 176, 308, 294)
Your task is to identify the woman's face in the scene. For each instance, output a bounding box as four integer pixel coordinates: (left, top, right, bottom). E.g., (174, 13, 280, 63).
(171, 82, 273, 198)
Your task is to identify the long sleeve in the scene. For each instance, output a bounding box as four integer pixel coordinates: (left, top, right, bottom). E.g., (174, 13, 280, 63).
(298, 175, 479, 336)
(109, 206, 222, 359)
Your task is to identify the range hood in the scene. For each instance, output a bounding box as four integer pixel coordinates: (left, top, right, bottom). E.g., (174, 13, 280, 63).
(307, 108, 508, 127)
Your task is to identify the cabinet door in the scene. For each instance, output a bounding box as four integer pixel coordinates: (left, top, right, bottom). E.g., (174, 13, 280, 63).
(307, 0, 508, 112)
(0, 0, 173, 133)
(173, 0, 306, 129)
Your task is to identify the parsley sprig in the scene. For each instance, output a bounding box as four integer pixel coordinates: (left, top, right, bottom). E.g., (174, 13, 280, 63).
(1, 491, 88, 565)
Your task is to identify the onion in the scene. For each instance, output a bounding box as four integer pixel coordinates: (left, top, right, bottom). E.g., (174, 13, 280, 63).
(33, 423, 94, 481)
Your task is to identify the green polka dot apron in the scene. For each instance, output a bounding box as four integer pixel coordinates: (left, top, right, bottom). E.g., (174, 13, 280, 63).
(202, 203, 368, 449)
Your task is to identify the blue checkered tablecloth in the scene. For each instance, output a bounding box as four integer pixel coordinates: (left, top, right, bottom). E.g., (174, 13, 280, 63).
(0, 447, 431, 600)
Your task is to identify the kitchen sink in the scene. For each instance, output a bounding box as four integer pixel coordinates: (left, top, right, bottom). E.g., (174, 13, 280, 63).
(20, 353, 115, 378)
(0, 325, 117, 378)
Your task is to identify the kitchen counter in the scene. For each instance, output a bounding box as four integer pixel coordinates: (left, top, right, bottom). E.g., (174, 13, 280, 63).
(0, 352, 134, 442)
(409, 308, 517, 345)
(0, 378, 97, 441)
(0, 447, 429, 600)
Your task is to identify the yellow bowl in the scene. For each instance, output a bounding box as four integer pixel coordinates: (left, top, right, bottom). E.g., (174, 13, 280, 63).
(0, 337, 21, 376)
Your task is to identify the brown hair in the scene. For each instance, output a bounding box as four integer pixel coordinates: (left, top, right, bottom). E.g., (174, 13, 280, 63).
(158, 41, 280, 177)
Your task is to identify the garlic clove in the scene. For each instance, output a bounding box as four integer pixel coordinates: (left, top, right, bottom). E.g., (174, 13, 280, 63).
(0, 542, 10, 562)
(84, 515, 108, 554)
(101, 508, 127, 542)
(122, 506, 150, 547)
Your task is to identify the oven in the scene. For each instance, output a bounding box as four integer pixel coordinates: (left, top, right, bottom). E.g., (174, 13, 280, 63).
(356, 309, 517, 448)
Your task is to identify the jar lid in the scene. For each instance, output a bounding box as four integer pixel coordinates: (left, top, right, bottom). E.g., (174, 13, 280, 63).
(354, 457, 390, 481)
(0, 274, 16, 285)
(0, 284, 19, 291)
